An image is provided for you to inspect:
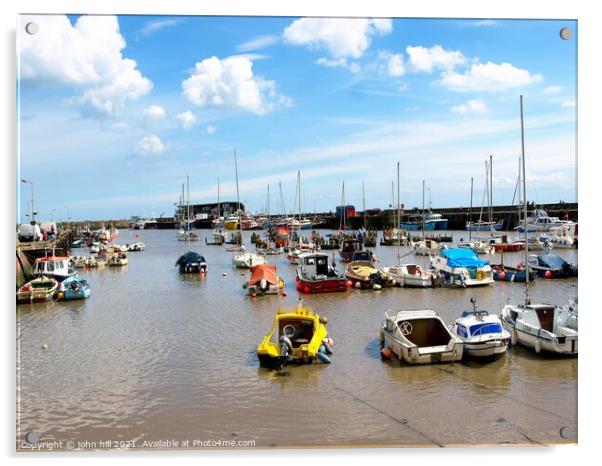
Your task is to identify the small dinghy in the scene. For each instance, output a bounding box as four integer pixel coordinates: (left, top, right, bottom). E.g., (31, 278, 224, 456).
(107, 251, 128, 266)
(412, 239, 443, 256)
(257, 300, 333, 369)
(245, 264, 284, 296)
(16, 277, 58, 304)
(126, 242, 145, 251)
(69, 255, 87, 269)
(176, 251, 208, 274)
(380, 309, 463, 364)
(451, 299, 510, 359)
(527, 253, 577, 278)
(86, 256, 106, 268)
(500, 303, 578, 355)
(232, 247, 266, 269)
(57, 275, 91, 301)
(384, 264, 434, 288)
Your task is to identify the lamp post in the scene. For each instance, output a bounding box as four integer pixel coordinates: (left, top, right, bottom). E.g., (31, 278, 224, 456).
(20, 179, 34, 223)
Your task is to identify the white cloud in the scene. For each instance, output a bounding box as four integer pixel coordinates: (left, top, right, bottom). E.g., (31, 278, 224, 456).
(439, 61, 543, 92)
(134, 135, 165, 155)
(237, 35, 279, 52)
(384, 53, 406, 77)
(143, 105, 166, 120)
(544, 85, 563, 94)
(315, 57, 361, 73)
(19, 15, 152, 117)
(181, 55, 292, 115)
(562, 99, 576, 108)
(139, 18, 181, 36)
(176, 111, 197, 130)
(406, 45, 466, 73)
(283, 18, 392, 58)
(451, 99, 488, 114)
(205, 125, 217, 134)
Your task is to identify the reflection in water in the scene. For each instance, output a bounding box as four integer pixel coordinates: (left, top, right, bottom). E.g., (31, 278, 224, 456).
(16, 230, 577, 448)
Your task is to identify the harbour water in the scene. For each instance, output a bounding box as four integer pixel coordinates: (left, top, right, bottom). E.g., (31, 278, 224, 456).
(16, 229, 578, 449)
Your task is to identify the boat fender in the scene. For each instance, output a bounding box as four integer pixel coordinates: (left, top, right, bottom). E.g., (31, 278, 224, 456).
(380, 347, 392, 360)
(242, 283, 248, 289)
(534, 338, 542, 354)
(259, 278, 267, 292)
(251, 292, 257, 298)
(316, 352, 332, 364)
(511, 330, 518, 346)
(354, 282, 361, 289)
(319, 345, 326, 353)
(373, 284, 382, 290)
(322, 339, 334, 354)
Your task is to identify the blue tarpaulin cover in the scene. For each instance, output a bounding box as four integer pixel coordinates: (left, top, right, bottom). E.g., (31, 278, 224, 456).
(538, 253, 568, 269)
(441, 248, 489, 268)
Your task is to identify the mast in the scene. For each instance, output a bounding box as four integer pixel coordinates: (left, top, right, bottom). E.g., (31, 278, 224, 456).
(362, 181, 367, 230)
(217, 177, 220, 226)
(397, 162, 401, 264)
(267, 184, 270, 226)
(186, 174, 191, 247)
(469, 177, 473, 241)
(520, 95, 530, 305)
(489, 154, 493, 232)
(421, 179, 426, 241)
(477, 161, 487, 228)
(234, 148, 243, 243)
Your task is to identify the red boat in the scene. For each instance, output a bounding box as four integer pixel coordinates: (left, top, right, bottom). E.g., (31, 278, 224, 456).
(295, 252, 351, 294)
(484, 234, 525, 252)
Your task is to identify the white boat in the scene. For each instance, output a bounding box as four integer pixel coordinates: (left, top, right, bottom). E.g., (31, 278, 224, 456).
(17, 277, 59, 303)
(286, 217, 301, 230)
(107, 252, 128, 266)
(516, 208, 574, 233)
(500, 303, 578, 354)
(86, 256, 106, 268)
(451, 300, 510, 358)
(431, 248, 494, 287)
(412, 239, 443, 256)
(546, 225, 575, 248)
(380, 310, 464, 364)
(299, 218, 313, 229)
(33, 255, 76, 282)
(127, 242, 145, 251)
(232, 247, 266, 269)
(69, 255, 87, 268)
(89, 244, 100, 254)
(456, 240, 494, 255)
(384, 264, 433, 288)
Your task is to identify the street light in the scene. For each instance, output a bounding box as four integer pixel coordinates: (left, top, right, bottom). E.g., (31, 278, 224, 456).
(20, 178, 35, 224)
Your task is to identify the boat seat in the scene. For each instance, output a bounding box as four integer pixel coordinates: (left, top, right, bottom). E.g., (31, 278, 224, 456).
(295, 338, 309, 344)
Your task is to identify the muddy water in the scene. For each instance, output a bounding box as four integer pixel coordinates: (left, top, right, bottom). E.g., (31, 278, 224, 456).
(16, 229, 577, 450)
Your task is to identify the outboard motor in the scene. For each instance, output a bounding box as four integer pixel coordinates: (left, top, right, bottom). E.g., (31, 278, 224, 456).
(259, 278, 268, 295)
(278, 335, 293, 369)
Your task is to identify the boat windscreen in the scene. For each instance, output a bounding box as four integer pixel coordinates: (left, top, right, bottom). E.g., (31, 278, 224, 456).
(469, 322, 502, 337)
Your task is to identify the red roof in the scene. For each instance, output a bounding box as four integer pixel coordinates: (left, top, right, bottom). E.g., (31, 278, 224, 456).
(248, 264, 278, 286)
(35, 256, 70, 262)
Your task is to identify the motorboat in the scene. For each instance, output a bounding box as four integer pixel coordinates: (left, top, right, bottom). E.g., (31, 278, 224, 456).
(380, 309, 463, 364)
(380, 228, 408, 246)
(320, 234, 341, 250)
(16, 277, 58, 303)
(431, 248, 494, 287)
(205, 230, 226, 245)
(456, 240, 494, 255)
(107, 251, 128, 267)
(296, 252, 351, 294)
(176, 251, 207, 274)
(400, 214, 436, 231)
(56, 275, 91, 301)
(466, 220, 503, 232)
(257, 301, 332, 369)
(384, 264, 434, 288)
(299, 218, 313, 230)
(241, 218, 262, 230)
(412, 239, 443, 256)
(424, 212, 448, 230)
(33, 256, 76, 282)
(527, 253, 577, 278)
(491, 263, 535, 282)
(224, 215, 239, 230)
(245, 264, 284, 296)
(500, 303, 578, 354)
(69, 255, 87, 269)
(515, 208, 574, 233)
(346, 260, 396, 290)
(232, 247, 266, 269)
(451, 299, 510, 358)
(339, 238, 363, 262)
(126, 242, 145, 251)
(526, 236, 552, 251)
(546, 225, 575, 249)
(484, 235, 524, 252)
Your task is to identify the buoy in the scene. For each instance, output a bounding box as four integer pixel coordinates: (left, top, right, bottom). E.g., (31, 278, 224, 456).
(322, 338, 334, 354)
(498, 272, 506, 280)
(319, 345, 326, 353)
(544, 270, 553, 279)
(327, 337, 334, 347)
(516, 263, 523, 269)
(380, 347, 392, 360)
(42, 344, 49, 351)
(222, 272, 227, 276)
(534, 338, 542, 354)
(251, 292, 257, 298)
(242, 283, 248, 289)
(281, 291, 287, 297)
(316, 352, 332, 364)
(304, 286, 311, 294)
(345, 280, 353, 288)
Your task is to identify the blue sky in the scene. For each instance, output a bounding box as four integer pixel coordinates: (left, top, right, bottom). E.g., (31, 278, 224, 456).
(17, 15, 577, 221)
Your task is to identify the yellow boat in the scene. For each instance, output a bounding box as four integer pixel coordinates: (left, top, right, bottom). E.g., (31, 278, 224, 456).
(224, 216, 239, 230)
(257, 301, 332, 369)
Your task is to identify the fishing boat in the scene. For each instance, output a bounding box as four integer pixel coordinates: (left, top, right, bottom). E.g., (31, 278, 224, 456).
(527, 253, 578, 278)
(431, 248, 494, 287)
(412, 239, 443, 256)
(107, 251, 128, 266)
(245, 264, 284, 296)
(56, 275, 91, 301)
(296, 252, 351, 294)
(257, 301, 332, 369)
(339, 238, 363, 262)
(456, 240, 494, 255)
(380, 310, 463, 364)
(69, 255, 87, 269)
(400, 214, 436, 231)
(232, 247, 266, 269)
(320, 234, 341, 250)
(33, 256, 76, 282)
(547, 225, 575, 249)
(346, 260, 396, 290)
(499, 95, 578, 356)
(224, 215, 239, 231)
(451, 299, 510, 359)
(176, 251, 207, 274)
(126, 242, 145, 251)
(384, 264, 434, 288)
(16, 277, 59, 303)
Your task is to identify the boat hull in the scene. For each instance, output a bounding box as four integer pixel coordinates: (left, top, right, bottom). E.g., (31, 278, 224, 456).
(464, 340, 509, 358)
(296, 278, 349, 293)
(400, 222, 436, 231)
(382, 333, 463, 365)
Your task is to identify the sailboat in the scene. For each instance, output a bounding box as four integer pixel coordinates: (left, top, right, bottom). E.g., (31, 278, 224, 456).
(412, 180, 442, 256)
(383, 163, 434, 287)
(176, 181, 200, 242)
(362, 182, 377, 247)
(176, 175, 207, 274)
(231, 149, 266, 269)
(466, 159, 503, 232)
(457, 177, 495, 254)
(499, 95, 578, 355)
(207, 177, 226, 245)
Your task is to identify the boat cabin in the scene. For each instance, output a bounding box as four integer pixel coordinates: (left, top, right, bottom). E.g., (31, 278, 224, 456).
(340, 239, 362, 253)
(33, 256, 75, 280)
(278, 317, 315, 349)
(299, 253, 337, 278)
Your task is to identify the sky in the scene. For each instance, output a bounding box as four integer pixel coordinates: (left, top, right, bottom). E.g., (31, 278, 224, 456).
(17, 15, 577, 221)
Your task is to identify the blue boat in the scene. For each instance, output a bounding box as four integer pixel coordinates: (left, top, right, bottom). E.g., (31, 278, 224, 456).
(527, 253, 577, 278)
(57, 275, 91, 300)
(400, 215, 436, 231)
(424, 212, 449, 230)
(466, 220, 504, 232)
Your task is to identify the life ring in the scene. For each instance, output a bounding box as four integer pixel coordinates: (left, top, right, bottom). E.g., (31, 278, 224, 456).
(283, 325, 296, 338)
